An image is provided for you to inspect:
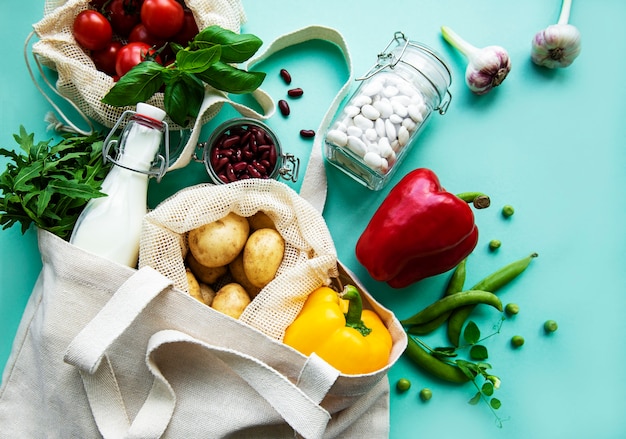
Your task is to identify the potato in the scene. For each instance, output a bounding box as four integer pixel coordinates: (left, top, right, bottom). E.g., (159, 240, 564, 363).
(199, 283, 216, 306)
(243, 228, 285, 288)
(186, 269, 203, 303)
(186, 252, 227, 284)
(188, 212, 250, 268)
(247, 211, 276, 231)
(211, 283, 251, 319)
(228, 251, 262, 298)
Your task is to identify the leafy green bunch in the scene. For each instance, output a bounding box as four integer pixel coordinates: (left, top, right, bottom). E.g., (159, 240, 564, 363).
(0, 127, 109, 239)
(103, 25, 266, 126)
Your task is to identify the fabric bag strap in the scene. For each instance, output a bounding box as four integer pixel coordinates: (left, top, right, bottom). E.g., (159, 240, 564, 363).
(246, 25, 354, 213)
(64, 266, 339, 439)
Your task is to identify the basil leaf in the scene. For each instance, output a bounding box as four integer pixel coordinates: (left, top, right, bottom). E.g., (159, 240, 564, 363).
(176, 45, 221, 74)
(196, 62, 266, 94)
(163, 71, 205, 126)
(103, 61, 165, 106)
(194, 25, 263, 63)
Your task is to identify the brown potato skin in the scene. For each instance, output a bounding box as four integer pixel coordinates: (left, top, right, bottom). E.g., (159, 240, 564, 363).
(228, 252, 262, 298)
(211, 283, 251, 319)
(186, 252, 227, 284)
(247, 211, 276, 231)
(188, 213, 250, 268)
(243, 228, 285, 288)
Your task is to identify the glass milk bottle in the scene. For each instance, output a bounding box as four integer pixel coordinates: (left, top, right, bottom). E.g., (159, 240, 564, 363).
(70, 103, 168, 267)
(324, 31, 452, 190)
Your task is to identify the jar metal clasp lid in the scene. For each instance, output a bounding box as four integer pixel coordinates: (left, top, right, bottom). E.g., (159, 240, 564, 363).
(277, 153, 300, 183)
(102, 109, 171, 182)
(356, 31, 453, 115)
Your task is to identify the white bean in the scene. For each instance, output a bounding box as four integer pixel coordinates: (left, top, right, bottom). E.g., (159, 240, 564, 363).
(375, 118, 386, 138)
(365, 128, 378, 142)
(383, 85, 399, 98)
(326, 129, 348, 147)
(344, 105, 360, 118)
(408, 104, 424, 123)
(389, 114, 403, 125)
(398, 126, 410, 147)
(363, 151, 383, 169)
(361, 104, 381, 120)
(351, 94, 372, 107)
(373, 99, 393, 118)
(353, 114, 374, 130)
(385, 119, 397, 140)
(346, 135, 367, 156)
(346, 125, 363, 137)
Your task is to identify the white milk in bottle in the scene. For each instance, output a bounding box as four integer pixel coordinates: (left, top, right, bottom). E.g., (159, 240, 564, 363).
(70, 103, 166, 267)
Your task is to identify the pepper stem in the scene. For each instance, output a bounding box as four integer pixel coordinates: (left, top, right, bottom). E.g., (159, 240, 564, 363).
(557, 0, 572, 25)
(456, 192, 491, 209)
(342, 285, 372, 337)
(441, 26, 479, 60)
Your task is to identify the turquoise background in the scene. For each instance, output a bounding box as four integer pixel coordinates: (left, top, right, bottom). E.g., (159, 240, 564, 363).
(1, 1, 625, 437)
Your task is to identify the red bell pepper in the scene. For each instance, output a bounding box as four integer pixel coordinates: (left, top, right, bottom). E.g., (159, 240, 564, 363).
(356, 168, 488, 288)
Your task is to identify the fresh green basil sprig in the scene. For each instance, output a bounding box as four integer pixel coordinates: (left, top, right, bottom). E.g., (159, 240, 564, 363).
(0, 127, 109, 239)
(103, 25, 266, 126)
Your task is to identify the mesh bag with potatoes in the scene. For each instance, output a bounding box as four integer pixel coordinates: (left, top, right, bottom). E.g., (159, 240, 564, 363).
(31, 0, 246, 130)
(139, 179, 339, 341)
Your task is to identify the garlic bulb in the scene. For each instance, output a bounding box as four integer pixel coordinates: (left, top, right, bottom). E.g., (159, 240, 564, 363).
(441, 26, 511, 95)
(531, 0, 581, 68)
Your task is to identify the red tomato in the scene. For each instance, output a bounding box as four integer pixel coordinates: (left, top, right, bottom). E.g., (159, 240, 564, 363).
(115, 42, 161, 77)
(173, 9, 200, 46)
(91, 41, 123, 76)
(107, 0, 143, 38)
(128, 23, 163, 47)
(73, 10, 113, 51)
(141, 0, 184, 39)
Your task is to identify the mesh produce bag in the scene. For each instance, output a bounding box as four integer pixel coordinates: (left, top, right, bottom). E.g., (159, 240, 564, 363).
(139, 179, 339, 340)
(31, 0, 247, 130)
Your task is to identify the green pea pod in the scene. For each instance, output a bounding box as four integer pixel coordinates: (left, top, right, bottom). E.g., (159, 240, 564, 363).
(404, 337, 470, 384)
(447, 252, 538, 346)
(401, 290, 502, 326)
(403, 260, 466, 334)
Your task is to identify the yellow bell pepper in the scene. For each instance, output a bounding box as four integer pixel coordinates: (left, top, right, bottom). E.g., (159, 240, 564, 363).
(283, 285, 392, 375)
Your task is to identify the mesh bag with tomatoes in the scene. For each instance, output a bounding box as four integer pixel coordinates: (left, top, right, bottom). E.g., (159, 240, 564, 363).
(32, 0, 246, 130)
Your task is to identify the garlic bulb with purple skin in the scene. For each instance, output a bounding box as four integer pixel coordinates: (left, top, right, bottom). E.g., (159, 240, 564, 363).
(441, 26, 511, 95)
(531, 0, 581, 68)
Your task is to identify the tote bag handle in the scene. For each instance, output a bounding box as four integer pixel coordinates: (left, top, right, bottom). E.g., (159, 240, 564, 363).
(64, 266, 340, 439)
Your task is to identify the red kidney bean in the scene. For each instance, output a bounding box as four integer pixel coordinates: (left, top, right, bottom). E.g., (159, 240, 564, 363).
(288, 88, 304, 98)
(300, 129, 315, 138)
(280, 68, 292, 84)
(209, 122, 280, 183)
(278, 99, 290, 116)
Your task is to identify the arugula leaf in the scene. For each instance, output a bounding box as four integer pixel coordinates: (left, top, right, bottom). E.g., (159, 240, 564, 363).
(0, 128, 109, 239)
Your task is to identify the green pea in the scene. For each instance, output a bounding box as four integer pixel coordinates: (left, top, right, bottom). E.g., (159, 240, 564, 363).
(511, 335, 525, 348)
(489, 239, 501, 251)
(502, 205, 515, 218)
(505, 303, 519, 316)
(419, 388, 433, 402)
(396, 378, 411, 392)
(447, 253, 538, 346)
(544, 319, 558, 333)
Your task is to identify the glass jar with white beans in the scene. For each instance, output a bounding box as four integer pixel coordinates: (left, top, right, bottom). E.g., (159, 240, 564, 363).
(323, 31, 452, 190)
